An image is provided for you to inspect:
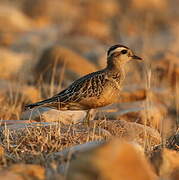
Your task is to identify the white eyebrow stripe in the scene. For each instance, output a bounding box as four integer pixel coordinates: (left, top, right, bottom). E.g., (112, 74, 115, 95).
(108, 47, 127, 57)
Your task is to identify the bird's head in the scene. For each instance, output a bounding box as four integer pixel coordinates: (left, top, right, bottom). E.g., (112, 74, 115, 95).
(107, 44, 142, 69)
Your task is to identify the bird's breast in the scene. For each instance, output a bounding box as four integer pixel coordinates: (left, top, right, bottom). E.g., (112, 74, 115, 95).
(79, 83, 120, 109)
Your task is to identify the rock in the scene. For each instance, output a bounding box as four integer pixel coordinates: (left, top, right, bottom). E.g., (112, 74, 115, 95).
(97, 101, 145, 121)
(60, 36, 105, 65)
(53, 140, 105, 159)
(0, 121, 59, 130)
(66, 139, 157, 180)
(21, 86, 41, 103)
(150, 52, 179, 88)
(66, 0, 120, 42)
(149, 134, 179, 175)
(0, 5, 32, 32)
(138, 103, 167, 130)
(22, 0, 81, 24)
(22, 0, 50, 20)
(160, 149, 179, 180)
(21, 107, 86, 124)
(0, 145, 4, 157)
(0, 164, 44, 180)
(131, 0, 167, 11)
(0, 145, 5, 163)
(92, 120, 161, 148)
(98, 100, 167, 131)
(0, 120, 35, 126)
(0, 49, 29, 79)
(120, 87, 146, 103)
(0, 81, 40, 105)
(0, 32, 16, 47)
(83, 0, 120, 20)
(10, 164, 44, 180)
(34, 45, 97, 84)
(0, 171, 23, 180)
(72, 19, 112, 42)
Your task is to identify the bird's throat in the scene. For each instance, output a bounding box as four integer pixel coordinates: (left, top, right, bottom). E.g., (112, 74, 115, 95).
(106, 65, 126, 86)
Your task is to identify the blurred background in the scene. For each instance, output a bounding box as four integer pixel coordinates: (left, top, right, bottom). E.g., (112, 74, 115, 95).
(0, 0, 179, 124)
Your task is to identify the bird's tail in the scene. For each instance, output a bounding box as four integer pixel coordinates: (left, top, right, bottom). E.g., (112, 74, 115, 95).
(25, 97, 57, 110)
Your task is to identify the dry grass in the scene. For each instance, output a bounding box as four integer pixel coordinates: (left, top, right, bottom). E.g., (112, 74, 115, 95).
(0, 0, 179, 179)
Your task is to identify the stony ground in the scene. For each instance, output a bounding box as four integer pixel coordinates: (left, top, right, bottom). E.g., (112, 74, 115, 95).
(0, 0, 179, 179)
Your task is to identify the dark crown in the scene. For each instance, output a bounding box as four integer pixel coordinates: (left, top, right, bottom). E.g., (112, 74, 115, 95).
(107, 44, 129, 56)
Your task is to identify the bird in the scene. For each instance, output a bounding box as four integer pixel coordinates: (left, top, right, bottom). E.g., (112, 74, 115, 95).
(25, 44, 142, 122)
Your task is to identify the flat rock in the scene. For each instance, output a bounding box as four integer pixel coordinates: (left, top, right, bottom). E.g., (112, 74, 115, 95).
(0, 49, 29, 79)
(0, 164, 45, 180)
(0, 5, 32, 32)
(92, 119, 161, 148)
(0, 121, 58, 130)
(21, 107, 87, 124)
(0, 81, 40, 104)
(98, 100, 167, 131)
(53, 140, 105, 159)
(34, 45, 97, 84)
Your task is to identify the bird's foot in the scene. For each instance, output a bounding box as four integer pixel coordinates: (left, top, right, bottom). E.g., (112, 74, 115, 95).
(84, 109, 96, 126)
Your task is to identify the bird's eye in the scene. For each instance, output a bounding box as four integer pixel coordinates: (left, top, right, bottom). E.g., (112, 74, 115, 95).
(121, 50, 127, 54)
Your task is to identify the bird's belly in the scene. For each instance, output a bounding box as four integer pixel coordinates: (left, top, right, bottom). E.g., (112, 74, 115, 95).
(79, 87, 120, 109)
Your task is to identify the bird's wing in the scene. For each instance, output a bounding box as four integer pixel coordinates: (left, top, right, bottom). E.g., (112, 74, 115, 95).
(25, 70, 107, 109)
(53, 70, 107, 103)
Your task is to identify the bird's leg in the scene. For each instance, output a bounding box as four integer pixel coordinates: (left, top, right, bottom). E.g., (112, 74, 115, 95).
(84, 109, 96, 125)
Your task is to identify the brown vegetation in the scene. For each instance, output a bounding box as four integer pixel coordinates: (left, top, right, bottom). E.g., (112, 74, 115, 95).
(0, 0, 179, 179)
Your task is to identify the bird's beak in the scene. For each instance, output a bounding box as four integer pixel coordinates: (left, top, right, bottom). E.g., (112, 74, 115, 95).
(131, 55, 143, 60)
